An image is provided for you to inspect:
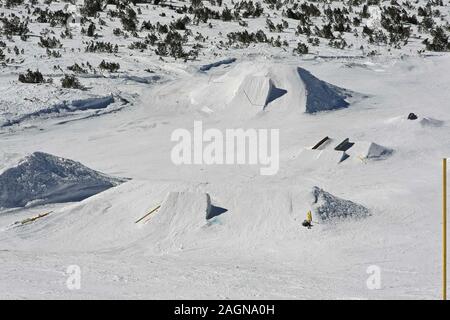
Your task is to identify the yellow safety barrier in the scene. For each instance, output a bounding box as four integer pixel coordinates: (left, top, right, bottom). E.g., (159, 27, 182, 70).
(443, 158, 447, 300)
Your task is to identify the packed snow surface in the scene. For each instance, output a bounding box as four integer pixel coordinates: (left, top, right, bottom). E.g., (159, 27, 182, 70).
(2, 55, 449, 299)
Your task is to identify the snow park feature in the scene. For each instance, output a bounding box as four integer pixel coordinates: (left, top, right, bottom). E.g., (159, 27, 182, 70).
(141, 192, 214, 249)
(0, 152, 126, 209)
(135, 191, 213, 226)
(387, 114, 446, 129)
(311, 136, 332, 150)
(297, 67, 352, 114)
(1, 0, 450, 301)
(233, 75, 287, 109)
(187, 62, 357, 118)
(346, 142, 394, 161)
(311, 187, 370, 222)
(135, 204, 162, 224)
(13, 211, 53, 227)
(334, 138, 355, 152)
(298, 137, 393, 165)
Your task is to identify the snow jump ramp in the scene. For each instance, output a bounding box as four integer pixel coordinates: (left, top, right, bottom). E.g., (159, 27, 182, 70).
(232, 75, 287, 109)
(297, 67, 351, 114)
(0, 182, 371, 254)
(143, 191, 212, 228)
(189, 62, 356, 116)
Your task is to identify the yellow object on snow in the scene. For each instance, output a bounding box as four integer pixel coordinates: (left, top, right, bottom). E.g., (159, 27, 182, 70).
(306, 211, 312, 223)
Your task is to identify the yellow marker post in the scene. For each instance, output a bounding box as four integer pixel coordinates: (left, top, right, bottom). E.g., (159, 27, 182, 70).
(306, 211, 312, 223)
(444, 158, 447, 300)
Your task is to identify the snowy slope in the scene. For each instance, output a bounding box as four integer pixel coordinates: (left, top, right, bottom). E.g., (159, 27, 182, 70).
(1, 0, 450, 300)
(1, 55, 449, 299)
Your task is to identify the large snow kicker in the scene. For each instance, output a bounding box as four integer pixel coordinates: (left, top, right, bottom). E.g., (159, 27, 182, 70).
(234, 75, 287, 108)
(297, 68, 351, 113)
(189, 62, 355, 116)
(148, 191, 212, 234)
(0, 152, 126, 209)
(311, 187, 370, 221)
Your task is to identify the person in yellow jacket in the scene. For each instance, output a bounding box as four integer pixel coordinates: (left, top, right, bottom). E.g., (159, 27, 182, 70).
(302, 210, 313, 229)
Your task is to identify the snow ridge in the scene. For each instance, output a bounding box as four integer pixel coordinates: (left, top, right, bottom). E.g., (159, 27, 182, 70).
(0, 152, 126, 209)
(1, 96, 116, 128)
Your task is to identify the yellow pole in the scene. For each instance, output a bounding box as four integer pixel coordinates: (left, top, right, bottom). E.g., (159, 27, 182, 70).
(444, 158, 447, 300)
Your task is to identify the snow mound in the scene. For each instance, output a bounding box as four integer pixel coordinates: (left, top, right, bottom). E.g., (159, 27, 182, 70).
(121, 75, 161, 84)
(1, 95, 117, 128)
(151, 192, 211, 232)
(297, 68, 351, 113)
(420, 117, 444, 127)
(189, 63, 355, 116)
(199, 58, 236, 71)
(386, 115, 444, 128)
(71, 96, 115, 111)
(138, 191, 214, 251)
(347, 142, 393, 160)
(311, 187, 370, 221)
(0, 152, 126, 209)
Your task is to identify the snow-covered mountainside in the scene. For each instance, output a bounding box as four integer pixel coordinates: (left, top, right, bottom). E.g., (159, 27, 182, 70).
(1, 0, 450, 299)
